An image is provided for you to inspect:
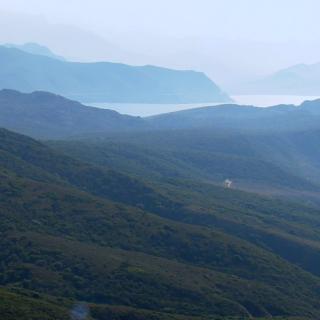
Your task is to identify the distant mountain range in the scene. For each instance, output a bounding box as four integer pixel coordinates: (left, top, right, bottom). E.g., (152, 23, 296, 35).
(146, 99, 320, 132)
(2, 89, 320, 139)
(0, 45, 231, 103)
(240, 63, 320, 95)
(4, 42, 66, 61)
(0, 89, 145, 138)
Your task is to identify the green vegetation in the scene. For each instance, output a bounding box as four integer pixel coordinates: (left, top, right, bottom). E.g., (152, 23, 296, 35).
(0, 127, 320, 319)
(49, 127, 320, 203)
(0, 288, 70, 320)
(1, 89, 320, 320)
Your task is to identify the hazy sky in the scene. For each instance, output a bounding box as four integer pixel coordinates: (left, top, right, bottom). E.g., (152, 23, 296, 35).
(1, 0, 320, 89)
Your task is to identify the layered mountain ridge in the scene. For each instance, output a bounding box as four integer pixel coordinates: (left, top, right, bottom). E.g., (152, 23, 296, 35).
(0, 45, 230, 103)
(1, 89, 320, 319)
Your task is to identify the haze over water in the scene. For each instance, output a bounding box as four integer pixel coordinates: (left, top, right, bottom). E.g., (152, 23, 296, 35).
(87, 95, 320, 117)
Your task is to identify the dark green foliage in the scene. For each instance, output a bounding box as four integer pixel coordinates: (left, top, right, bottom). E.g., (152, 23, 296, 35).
(0, 288, 70, 320)
(1, 128, 320, 318)
(52, 126, 320, 203)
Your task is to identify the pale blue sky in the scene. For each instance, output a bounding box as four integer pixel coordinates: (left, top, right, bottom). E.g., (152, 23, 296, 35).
(1, 0, 320, 88)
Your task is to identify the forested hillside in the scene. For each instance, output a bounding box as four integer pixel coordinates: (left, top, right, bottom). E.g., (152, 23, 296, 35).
(0, 128, 320, 319)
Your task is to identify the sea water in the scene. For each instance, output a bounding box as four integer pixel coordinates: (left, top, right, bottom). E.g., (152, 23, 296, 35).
(86, 95, 320, 117)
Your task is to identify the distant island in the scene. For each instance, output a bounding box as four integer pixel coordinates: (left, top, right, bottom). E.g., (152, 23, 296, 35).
(0, 45, 231, 103)
(239, 62, 320, 95)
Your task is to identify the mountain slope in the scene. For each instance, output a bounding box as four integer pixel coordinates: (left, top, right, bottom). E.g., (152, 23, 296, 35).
(1, 89, 319, 198)
(146, 100, 320, 132)
(49, 133, 320, 277)
(1, 172, 320, 319)
(0, 46, 230, 103)
(0, 288, 70, 320)
(0, 89, 146, 138)
(1, 128, 320, 318)
(51, 128, 320, 200)
(2, 88, 320, 139)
